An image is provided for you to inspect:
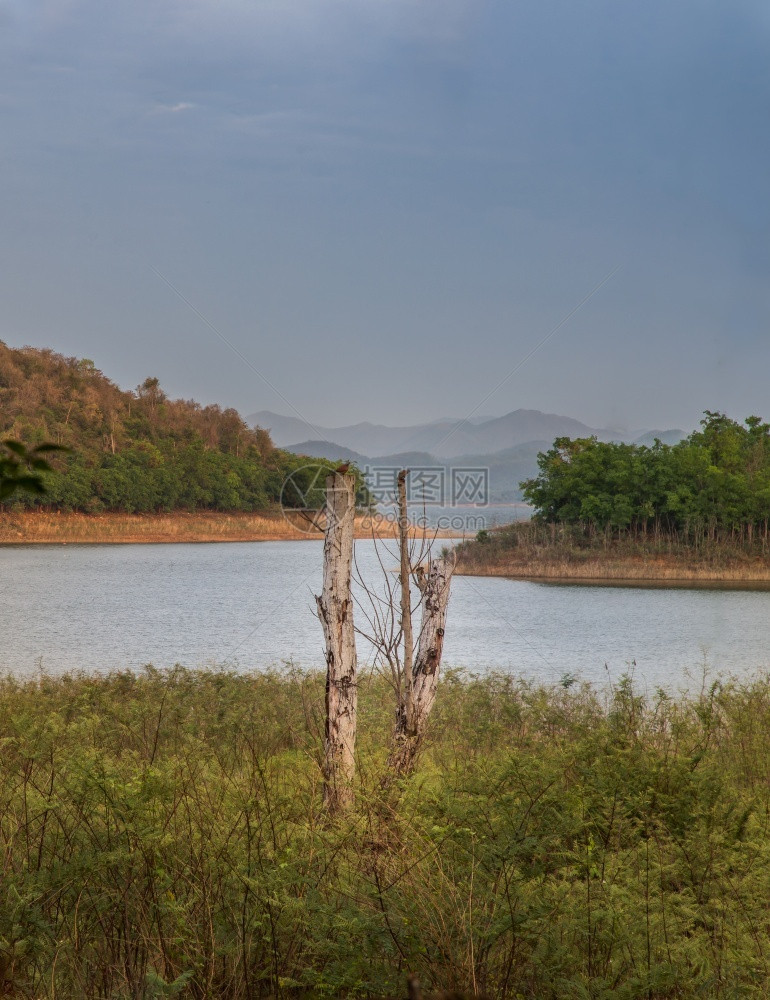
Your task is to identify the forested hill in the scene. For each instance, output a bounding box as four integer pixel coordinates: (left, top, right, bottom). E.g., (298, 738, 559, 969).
(0, 342, 312, 512)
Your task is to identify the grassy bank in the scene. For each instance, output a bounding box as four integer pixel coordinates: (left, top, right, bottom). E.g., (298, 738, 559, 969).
(2, 666, 770, 997)
(0, 510, 441, 544)
(456, 521, 770, 583)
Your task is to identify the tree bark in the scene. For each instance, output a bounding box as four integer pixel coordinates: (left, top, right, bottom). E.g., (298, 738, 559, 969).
(411, 555, 453, 735)
(316, 472, 358, 812)
(396, 469, 413, 736)
(388, 554, 454, 775)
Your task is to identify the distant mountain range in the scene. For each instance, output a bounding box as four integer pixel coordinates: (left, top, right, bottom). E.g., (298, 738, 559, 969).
(247, 409, 685, 503)
(248, 408, 685, 459)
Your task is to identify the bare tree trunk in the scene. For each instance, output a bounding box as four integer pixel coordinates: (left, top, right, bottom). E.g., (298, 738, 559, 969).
(411, 555, 453, 735)
(396, 469, 413, 736)
(389, 554, 454, 775)
(316, 472, 358, 812)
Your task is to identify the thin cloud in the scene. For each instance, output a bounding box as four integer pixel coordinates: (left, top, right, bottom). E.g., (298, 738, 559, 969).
(151, 101, 195, 114)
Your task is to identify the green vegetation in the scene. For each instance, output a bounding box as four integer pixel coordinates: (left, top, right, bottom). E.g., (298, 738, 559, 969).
(454, 519, 770, 581)
(0, 343, 367, 514)
(522, 411, 770, 544)
(0, 439, 65, 500)
(3, 666, 770, 997)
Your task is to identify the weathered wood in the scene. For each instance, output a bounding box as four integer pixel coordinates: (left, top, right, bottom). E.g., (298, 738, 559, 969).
(388, 554, 454, 775)
(316, 472, 357, 811)
(396, 469, 414, 736)
(411, 555, 453, 735)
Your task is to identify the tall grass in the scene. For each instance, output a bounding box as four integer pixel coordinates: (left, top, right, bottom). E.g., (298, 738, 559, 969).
(0, 511, 434, 544)
(0, 510, 308, 543)
(457, 521, 770, 581)
(2, 665, 770, 997)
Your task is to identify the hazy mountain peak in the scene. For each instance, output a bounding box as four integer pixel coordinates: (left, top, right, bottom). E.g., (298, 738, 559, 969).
(247, 407, 639, 459)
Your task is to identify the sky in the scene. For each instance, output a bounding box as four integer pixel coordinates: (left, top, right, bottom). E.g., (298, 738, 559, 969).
(1, 0, 768, 433)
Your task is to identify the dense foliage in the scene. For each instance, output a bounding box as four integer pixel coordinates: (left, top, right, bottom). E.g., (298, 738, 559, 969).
(522, 411, 770, 539)
(1, 666, 770, 998)
(0, 439, 64, 500)
(0, 342, 356, 513)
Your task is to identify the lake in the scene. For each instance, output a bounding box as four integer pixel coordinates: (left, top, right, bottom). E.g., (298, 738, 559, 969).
(2, 539, 769, 692)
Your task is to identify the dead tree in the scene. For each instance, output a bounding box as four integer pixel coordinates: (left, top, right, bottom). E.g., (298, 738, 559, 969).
(316, 472, 358, 812)
(411, 554, 453, 736)
(355, 469, 455, 777)
(397, 469, 414, 735)
(389, 549, 454, 774)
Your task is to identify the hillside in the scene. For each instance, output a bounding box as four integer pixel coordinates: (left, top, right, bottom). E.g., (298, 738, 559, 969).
(287, 439, 543, 502)
(0, 343, 316, 513)
(284, 440, 368, 464)
(248, 411, 472, 457)
(248, 407, 655, 458)
(281, 417, 687, 504)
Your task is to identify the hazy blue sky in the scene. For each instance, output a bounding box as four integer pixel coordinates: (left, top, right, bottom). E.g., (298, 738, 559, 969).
(1, 0, 768, 432)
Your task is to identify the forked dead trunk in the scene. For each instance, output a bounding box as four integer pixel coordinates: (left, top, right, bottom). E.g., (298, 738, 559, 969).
(316, 472, 357, 811)
(389, 553, 454, 775)
(411, 554, 453, 734)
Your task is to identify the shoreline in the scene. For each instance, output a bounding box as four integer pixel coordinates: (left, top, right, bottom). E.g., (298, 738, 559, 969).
(0, 510, 456, 545)
(459, 570, 770, 590)
(455, 555, 770, 586)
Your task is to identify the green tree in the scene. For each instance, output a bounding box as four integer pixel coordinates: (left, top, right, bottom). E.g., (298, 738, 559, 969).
(0, 440, 64, 501)
(521, 412, 770, 542)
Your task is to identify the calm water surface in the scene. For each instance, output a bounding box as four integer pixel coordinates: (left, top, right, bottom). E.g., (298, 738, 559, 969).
(2, 540, 769, 691)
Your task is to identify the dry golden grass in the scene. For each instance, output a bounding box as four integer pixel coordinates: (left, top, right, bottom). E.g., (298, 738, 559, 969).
(456, 554, 770, 584)
(0, 510, 305, 544)
(0, 510, 451, 544)
(456, 522, 770, 583)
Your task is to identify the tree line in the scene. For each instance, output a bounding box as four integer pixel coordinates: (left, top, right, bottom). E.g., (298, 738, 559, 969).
(0, 342, 360, 513)
(522, 411, 770, 542)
